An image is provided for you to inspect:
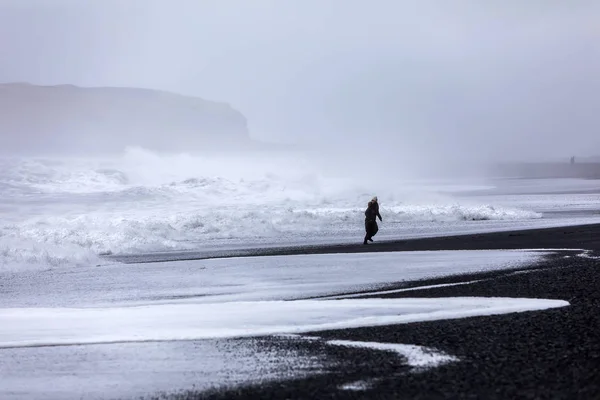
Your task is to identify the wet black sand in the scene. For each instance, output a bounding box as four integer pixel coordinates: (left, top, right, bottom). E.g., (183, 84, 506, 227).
(163, 224, 600, 400)
(246, 222, 600, 256)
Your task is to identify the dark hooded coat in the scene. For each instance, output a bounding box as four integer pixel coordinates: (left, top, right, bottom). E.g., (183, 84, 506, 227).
(364, 200, 382, 238)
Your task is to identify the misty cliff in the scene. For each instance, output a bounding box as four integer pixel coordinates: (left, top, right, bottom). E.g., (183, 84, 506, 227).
(0, 83, 250, 154)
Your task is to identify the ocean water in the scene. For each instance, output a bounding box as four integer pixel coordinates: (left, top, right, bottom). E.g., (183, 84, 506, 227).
(1, 147, 598, 270)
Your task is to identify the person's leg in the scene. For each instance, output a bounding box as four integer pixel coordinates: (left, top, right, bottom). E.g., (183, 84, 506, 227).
(364, 220, 370, 244)
(369, 222, 378, 241)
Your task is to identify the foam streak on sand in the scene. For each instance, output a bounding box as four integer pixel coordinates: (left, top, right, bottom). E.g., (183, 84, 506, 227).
(288, 334, 458, 370)
(325, 339, 458, 368)
(319, 280, 483, 299)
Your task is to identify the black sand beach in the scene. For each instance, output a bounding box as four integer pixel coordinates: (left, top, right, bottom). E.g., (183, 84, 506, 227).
(163, 223, 600, 400)
(246, 222, 600, 256)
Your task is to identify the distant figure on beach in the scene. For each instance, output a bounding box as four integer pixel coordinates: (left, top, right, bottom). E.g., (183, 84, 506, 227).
(364, 196, 382, 245)
(571, 156, 576, 165)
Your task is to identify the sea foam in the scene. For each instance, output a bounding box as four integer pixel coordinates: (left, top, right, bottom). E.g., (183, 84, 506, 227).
(0, 148, 547, 269)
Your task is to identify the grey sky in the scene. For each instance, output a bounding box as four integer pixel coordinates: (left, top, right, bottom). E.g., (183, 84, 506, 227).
(1, 0, 599, 162)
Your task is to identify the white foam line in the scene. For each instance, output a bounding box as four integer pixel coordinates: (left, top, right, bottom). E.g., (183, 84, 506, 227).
(339, 379, 375, 391)
(504, 248, 584, 252)
(578, 254, 600, 260)
(276, 333, 321, 341)
(507, 270, 542, 276)
(577, 250, 600, 260)
(325, 339, 459, 368)
(320, 281, 482, 300)
(282, 334, 457, 371)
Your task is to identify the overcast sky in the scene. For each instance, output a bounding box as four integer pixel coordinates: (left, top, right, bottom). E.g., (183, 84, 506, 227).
(1, 0, 599, 162)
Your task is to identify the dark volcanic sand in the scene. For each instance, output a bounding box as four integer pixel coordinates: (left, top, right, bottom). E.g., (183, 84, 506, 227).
(246, 223, 600, 257)
(153, 225, 600, 400)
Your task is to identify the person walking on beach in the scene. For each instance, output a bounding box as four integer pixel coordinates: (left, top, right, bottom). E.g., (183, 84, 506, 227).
(364, 196, 382, 245)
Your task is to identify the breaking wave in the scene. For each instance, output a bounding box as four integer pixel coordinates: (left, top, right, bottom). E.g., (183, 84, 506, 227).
(0, 148, 543, 270)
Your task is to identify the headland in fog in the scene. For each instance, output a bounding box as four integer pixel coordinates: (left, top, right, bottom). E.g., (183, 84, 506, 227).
(0, 83, 261, 155)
